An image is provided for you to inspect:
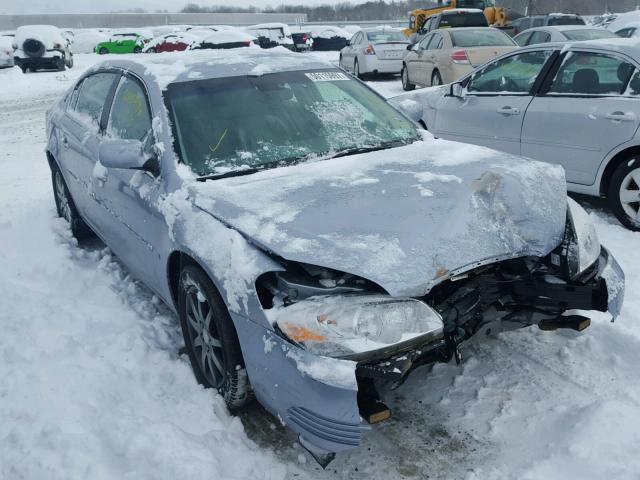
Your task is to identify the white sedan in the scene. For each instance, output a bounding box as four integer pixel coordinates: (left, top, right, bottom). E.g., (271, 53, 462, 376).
(0, 36, 14, 68)
(339, 28, 409, 78)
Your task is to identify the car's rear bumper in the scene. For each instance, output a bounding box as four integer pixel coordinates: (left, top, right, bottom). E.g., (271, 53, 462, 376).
(14, 54, 62, 69)
(360, 56, 403, 74)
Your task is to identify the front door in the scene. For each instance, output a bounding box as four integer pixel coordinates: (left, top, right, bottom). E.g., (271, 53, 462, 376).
(94, 75, 166, 291)
(522, 50, 640, 185)
(433, 49, 555, 155)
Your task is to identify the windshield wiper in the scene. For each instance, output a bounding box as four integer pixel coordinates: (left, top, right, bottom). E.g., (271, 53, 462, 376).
(197, 168, 260, 182)
(330, 140, 410, 159)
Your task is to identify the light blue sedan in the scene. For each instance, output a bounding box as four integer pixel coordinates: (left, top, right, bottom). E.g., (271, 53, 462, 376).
(45, 49, 624, 465)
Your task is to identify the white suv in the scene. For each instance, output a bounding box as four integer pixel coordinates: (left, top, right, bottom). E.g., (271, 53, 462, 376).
(13, 25, 73, 72)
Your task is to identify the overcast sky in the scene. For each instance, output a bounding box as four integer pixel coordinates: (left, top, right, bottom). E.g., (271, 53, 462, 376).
(1, 0, 368, 14)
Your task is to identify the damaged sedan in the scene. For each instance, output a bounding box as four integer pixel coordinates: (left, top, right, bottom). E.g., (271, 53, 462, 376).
(44, 49, 624, 465)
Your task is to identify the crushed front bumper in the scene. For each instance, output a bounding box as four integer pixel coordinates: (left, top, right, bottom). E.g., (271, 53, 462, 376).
(598, 247, 625, 319)
(236, 248, 624, 459)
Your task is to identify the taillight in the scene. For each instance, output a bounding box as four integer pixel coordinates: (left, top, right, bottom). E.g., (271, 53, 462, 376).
(302, 34, 308, 41)
(244, 40, 251, 46)
(364, 44, 376, 55)
(451, 50, 470, 64)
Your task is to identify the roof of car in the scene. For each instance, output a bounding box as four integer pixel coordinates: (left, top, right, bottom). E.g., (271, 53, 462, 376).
(517, 37, 640, 57)
(528, 25, 611, 32)
(88, 47, 333, 90)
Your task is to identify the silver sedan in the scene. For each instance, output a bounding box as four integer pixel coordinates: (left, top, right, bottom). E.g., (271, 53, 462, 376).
(401, 27, 517, 90)
(395, 40, 640, 230)
(514, 25, 619, 46)
(339, 28, 409, 78)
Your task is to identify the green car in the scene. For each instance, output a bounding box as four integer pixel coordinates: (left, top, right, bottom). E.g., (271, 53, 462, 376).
(96, 33, 146, 54)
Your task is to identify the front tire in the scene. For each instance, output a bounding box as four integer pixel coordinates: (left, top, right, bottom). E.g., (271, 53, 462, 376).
(178, 265, 251, 410)
(401, 64, 415, 91)
(608, 157, 640, 231)
(51, 162, 94, 239)
(133, 46, 142, 54)
(98, 47, 108, 55)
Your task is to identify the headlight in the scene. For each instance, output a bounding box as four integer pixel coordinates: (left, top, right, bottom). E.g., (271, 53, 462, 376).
(566, 198, 600, 277)
(267, 295, 444, 360)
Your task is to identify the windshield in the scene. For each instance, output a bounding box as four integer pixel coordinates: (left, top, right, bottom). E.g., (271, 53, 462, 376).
(166, 70, 419, 176)
(451, 29, 515, 46)
(440, 12, 488, 28)
(563, 29, 617, 41)
(365, 30, 408, 42)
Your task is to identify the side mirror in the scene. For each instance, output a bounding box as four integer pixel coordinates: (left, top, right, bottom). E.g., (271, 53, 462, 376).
(406, 44, 413, 51)
(448, 82, 464, 98)
(99, 139, 149, 171)
(345, 39, 351, 46)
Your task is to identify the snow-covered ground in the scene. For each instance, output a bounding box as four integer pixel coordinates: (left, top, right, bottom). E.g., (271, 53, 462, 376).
(1, 51, 639, 480)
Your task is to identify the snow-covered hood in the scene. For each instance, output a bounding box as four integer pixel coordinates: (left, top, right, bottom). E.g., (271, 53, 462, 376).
(189, 136, 567, 297)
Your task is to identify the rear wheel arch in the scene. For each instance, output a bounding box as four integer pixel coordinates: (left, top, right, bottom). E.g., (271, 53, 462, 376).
(600, 146, 640, 196)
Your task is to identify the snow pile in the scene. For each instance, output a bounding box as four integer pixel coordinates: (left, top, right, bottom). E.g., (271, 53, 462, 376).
(0, 91, 287, 480)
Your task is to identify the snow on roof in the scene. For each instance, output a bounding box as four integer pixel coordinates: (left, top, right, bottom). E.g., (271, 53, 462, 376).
(14, 25, 65, 47)
(92, 47, 332, 90)
(607, 10, 640, 32)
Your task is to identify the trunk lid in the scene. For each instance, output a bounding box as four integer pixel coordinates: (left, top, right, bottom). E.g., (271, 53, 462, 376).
(464, 46, 518, 67)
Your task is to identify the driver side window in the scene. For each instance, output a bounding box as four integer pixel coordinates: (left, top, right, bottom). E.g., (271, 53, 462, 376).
(467, 50, 553, 94)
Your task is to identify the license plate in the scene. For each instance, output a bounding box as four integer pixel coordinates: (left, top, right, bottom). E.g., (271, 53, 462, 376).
(385, 51, 402, 59)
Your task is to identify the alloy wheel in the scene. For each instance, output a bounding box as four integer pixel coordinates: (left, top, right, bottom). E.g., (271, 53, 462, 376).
(619, 168, 640, 222)
(185, 285, 225, 388)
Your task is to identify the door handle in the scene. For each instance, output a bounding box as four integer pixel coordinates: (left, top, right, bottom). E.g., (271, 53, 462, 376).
(61, 135, 69, 148)
(497, 106, 520, 115)
(605, 111, 637, 122)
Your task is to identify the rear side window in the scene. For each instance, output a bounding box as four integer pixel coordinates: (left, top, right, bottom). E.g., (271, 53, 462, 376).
(562, 29, 618, 41)
(74, 73, 119, 128)
(616, 27, 636, 38)
(514, 31, 532, 46)
(548, 51, 635, 95)
(107, 77, 152, 141)
(428, 33, 443, 50)
(527, 31, 551, 45)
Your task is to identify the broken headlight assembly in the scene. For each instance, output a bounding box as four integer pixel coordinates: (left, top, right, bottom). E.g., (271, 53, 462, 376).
(565, 198, 601, 278)
(257, 265, 444, 361)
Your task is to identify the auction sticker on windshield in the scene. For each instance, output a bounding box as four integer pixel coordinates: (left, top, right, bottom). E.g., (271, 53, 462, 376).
(305, 71, 350, 82)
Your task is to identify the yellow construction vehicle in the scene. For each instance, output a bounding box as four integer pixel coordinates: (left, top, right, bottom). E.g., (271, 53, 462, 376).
(403, 0, 510, 37)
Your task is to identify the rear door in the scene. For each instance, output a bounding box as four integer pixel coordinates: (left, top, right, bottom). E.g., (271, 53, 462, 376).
(57, 72, 120, 225)
(421, 32, 443, 85)
(433, 49, 555, 155)
(405, 33, 432, 86)
(522, 49, 640, 185)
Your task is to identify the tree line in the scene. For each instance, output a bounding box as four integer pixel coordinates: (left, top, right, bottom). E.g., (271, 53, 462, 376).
(180, 0, 639, 20)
